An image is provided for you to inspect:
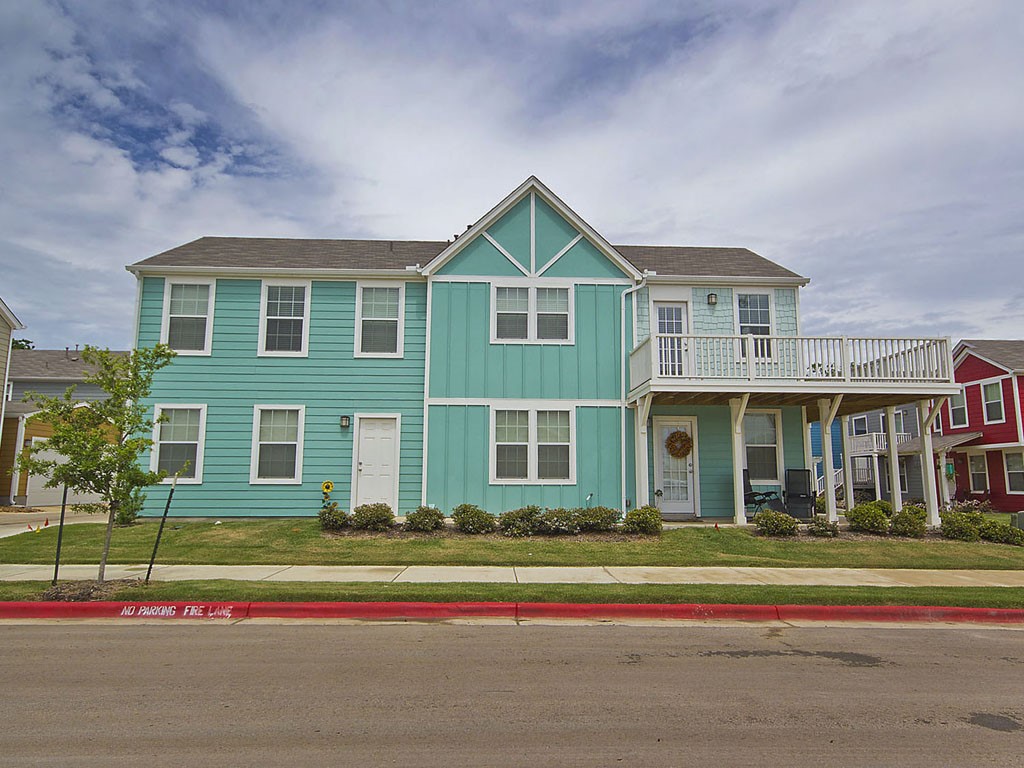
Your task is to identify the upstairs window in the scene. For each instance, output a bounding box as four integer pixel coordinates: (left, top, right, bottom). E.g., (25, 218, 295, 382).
(949, 387, 968, 427)
(851, 416, 868, 436)
(737, 293, 771, 357)
(492, 285, 573, 343)
(982, 381, 1004, 424)
(152, 405, 206, 483)
(356, 284, 404, 358)
(260, 282, 309, 356)
(163, 281, 214, 354)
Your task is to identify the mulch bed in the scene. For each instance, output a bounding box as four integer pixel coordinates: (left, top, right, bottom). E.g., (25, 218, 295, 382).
(322, 527, 650, 542)
(41, 579, 136, 602)
(0, 506, 45, 514)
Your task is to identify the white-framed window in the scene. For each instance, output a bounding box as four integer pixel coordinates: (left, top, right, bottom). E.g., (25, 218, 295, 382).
(151, 405, 207, 484)
(851, 416, 868, 436)
(490, 284, 574, 344)
(258, 280, 310, 356)
(633, 287, 650, 346)
(737, 292, 772, 358)
(491, 407, 575, 484)
(355, 282, 404, 358)
(882, 410, 906, 435)
(1004, 451, 1024, 494)
(161, 280, 215, 354)
(250, 405, 305, 484)
(969, 453, 989, 493)
(949, 386, 968, 428)
(4, 380, 11, 402)
(884, 456, 910, 494)
(982, 381, 1005, 424)
(743, 410, 782, 483)
(852, 456, 873, 484)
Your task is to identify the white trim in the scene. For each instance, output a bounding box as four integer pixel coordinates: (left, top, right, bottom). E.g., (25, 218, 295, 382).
(159, 277, 216, 356)
(953, 347, 1015, 375)
(851, 415, 868, 436)
(257, 279, 311, 358)
(959, 440, 1024, 450)
(7, 415, 26, 503)
(350, 413, 402, 511)
(354, 281, 406, 359)
(645, 275, 809, 287)
(1002, 449, 1024, 495)
(981, 378, 1007, 425)
(1014, 375, 1024, 444)
(650, 415, 701, 517)
(131, 274, 143, 350)
(421, 277, 433, 504)
(481, 232, 531, 276)
(742, 408, 785, 486)
(967, 451, 989, 493)
(530, 192, 536, 275)
(150, 404, 208, 484)
(489, 283, 575, 345)
(249, 404, 306, 485)
(948, 384, 969, 428)
(537, 234, 584, 276)
(489, 406, 577, 485)
(733, 290, 775, 337)
(0, 296, 24, 330)
(428, 397, 621, 408)
(128, 265, 426, 280)
(432, 275, 633, 286)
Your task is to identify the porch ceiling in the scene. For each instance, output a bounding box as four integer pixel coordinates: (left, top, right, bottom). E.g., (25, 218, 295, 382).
(645, 389, 948, 417)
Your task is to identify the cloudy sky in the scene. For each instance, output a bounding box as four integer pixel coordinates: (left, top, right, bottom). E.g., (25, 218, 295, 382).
(1, 0, 1021, 349)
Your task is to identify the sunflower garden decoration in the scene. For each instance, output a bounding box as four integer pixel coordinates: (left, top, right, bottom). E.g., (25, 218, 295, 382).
(664, 430, 693, 460)
(319, 480, 346, 531)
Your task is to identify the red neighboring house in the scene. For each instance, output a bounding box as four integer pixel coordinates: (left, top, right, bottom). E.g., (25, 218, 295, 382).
(938, 340, 1024, 511)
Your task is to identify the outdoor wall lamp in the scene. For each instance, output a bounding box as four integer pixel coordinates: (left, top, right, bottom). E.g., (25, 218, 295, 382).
(340, 415, 351, 429)
(707, 292, 718, 306)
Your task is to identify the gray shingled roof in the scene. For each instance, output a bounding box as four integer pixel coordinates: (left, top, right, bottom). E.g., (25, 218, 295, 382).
(131, 237, 806, 281)
(9, 349, 126, 380)
(958, 340, 1024, 372)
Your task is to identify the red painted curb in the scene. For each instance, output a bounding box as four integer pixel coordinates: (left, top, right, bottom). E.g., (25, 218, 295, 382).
(516, 602, 781, 622)
(776, 604, 1024, 624)
(0, 601, 245, 620)
(246, 601, 517, 620)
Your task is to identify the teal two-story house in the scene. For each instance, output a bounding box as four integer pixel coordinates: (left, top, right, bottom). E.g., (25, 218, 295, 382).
(128, 177, 959, 524)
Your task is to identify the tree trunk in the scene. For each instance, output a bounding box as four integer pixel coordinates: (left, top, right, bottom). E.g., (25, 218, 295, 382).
(98, 500, 118, 583)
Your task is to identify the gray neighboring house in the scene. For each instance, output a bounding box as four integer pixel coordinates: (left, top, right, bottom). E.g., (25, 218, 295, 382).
(1, 348, 123, 506)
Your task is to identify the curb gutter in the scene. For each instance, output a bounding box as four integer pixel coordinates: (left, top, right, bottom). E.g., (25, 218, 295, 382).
(1, 601, 1023, 624)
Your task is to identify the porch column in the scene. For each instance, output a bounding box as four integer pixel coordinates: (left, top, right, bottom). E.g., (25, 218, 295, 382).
(730, 395, 749, 526)
(918, 399, 940, 527)
(818, 398, 839, 523)
(872, 456, 881, 502)
(884, 405, 903, 512)
(634, 395, 652, 510)
(840, 415, 855, 513)
(938, 450, 951, 508)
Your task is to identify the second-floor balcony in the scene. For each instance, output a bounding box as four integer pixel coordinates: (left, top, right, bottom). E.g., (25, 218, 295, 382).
(629, 334, 955, 397)
(848, 431, 913, 454)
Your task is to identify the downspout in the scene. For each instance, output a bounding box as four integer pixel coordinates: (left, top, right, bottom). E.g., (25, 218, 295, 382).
(620, 271, 651, 512)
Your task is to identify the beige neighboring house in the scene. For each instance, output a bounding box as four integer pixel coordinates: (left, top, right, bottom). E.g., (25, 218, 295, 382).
(1, 348, 120, 507)
(0, 296, 26, 476)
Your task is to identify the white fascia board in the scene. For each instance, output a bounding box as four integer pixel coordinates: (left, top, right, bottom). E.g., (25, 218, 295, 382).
(125, 265, 426, 281)
(0, 297, 25, 330)
(644, 275, 810, 287)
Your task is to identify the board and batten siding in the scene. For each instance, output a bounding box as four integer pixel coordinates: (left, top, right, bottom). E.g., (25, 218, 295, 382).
(138, 276, 426, 516)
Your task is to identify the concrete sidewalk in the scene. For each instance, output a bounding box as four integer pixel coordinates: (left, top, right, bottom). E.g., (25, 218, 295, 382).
(3, 563, 1024, 587)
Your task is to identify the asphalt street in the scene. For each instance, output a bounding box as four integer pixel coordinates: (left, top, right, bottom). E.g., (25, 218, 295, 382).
(2, 623, 1022, 767)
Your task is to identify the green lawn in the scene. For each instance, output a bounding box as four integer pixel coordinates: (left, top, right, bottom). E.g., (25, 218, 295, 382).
(1, 579, 1022, 608)
(2, 518, 1024, 569)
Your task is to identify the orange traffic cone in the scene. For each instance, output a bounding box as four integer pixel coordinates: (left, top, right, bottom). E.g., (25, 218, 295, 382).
(44, 518, 49, 527)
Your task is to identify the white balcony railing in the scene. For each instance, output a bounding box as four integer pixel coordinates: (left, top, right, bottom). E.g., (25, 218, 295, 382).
(630, 334, 952, 389)
(849, 432, 912, 454)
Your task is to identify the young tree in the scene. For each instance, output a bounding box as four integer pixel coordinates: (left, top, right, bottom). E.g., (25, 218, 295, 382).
(11, 338, 34, 350)
(17, 345, 176, 582)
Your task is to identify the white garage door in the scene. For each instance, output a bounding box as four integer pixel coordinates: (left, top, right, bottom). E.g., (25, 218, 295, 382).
(25, 440, 104, 507)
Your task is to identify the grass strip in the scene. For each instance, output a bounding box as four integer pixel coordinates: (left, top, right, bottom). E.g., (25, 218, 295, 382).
(1, 580, 1023, 608)
(3, 519, 1024, 569)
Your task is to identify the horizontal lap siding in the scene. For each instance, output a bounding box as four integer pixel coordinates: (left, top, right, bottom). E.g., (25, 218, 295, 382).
(425, 404, 622, 514)
(139, 277, 426, 517)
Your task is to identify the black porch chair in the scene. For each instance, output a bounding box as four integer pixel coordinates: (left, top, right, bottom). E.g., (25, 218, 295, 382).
(743, 470, 781, 515)
(784, 468, 816, 520)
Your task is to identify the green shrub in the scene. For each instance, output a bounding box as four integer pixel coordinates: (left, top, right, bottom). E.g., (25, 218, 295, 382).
(498, 505, 542, 537)
(950, 499, 996, 516)
(318, 503, 348, 531)
(621, 505, 662, 535)
(940, 511, 982, 541)
(871, 499, 894, 517)
(945, 505, 986, 528)
(536, 507, 581, 535)
(753, 509, 799, 536)
(846, 503, 890, 534)
(349, 503, 395, 531)
(807, 515, 839, 538)
(814, 494, 827, 515)
(575, 506, 621, 533)
(889, 505, 927, 538)
(451, 504, 496, 534)
(404, 506, 446, 532)
(979, 519, 1024, 546)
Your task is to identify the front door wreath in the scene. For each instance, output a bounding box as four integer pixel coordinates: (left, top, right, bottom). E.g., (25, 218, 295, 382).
(665, 429, 693, 459)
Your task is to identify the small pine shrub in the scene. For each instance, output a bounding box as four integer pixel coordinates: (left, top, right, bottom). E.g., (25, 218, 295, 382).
(807, 515, 839, 538)
(350, 503, 395, 531)
(318, 503, 348, 531)
(498, 505, 542, 537)
(889, 505, 927, 538)
(753, 509, 799, 536)
(940, 511, 982, 542)
(622, 505, 662, 535)
(979, 520, 1024, 546)
(846, 503, 890, 534)
(451, 504, 496, 534)
(575, 506, 621, 533)
(536, 507, 581, 535)
(404, 506, 446, 532)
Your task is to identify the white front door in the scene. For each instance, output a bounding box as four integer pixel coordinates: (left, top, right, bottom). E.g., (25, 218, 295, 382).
(653, 418, 697, 517)
(655, 303, 689, 376)
(354, 416, 399, 509)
